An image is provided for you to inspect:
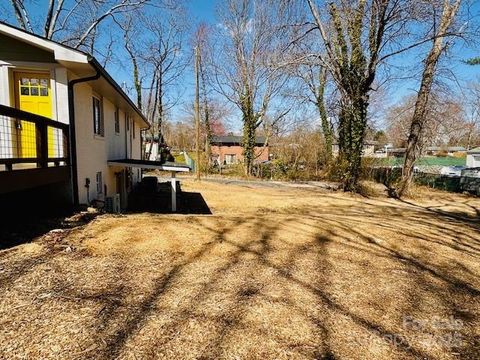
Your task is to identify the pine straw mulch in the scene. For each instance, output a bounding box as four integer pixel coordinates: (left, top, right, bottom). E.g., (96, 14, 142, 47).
(0, 180, 479, 359)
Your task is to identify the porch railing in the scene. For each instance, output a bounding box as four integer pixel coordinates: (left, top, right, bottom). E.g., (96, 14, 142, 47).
(0, 104, 69, 171)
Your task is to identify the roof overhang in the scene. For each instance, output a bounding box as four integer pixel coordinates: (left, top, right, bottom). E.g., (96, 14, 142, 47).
(0, 22, 89, 64)
(0, 21, 149, 128)
(108, 159, 190, 172)
(87, 58, 149, 128)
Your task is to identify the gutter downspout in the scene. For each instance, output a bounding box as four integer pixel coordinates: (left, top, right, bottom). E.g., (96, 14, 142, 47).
(68, 70, 101, 206)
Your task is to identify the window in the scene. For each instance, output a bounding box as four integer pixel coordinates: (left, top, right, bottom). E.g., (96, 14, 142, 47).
(19, 77, 49, 97)
(114, 108, 120, 134)
(92, 96, 104, 136)
(96, 172, 103, 195)
(132, 120, 135, 138)
(225, 154, 236, 164)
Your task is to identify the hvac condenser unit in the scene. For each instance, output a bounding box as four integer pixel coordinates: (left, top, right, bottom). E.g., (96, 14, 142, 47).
(105, 194, 121, 213)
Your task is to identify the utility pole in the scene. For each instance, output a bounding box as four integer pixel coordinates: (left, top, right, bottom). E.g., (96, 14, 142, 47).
(194, 46, 201, 181)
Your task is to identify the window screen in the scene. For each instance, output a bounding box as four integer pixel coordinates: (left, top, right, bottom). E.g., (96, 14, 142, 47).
(96, 171, 103, 194)
(114, 108, 120, 134)
(93, 97, 104, 136)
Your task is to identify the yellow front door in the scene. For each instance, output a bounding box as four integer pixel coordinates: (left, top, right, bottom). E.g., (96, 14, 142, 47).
(14, 72, 54, 158)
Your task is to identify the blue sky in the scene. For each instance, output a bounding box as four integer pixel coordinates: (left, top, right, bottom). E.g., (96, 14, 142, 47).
(187, 0, 218, 23)
(174, 0, 480, 130)
(2, 0, 480, 131)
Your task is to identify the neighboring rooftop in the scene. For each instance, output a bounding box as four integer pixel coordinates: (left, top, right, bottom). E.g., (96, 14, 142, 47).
(211, 135, 267, 146)
(467, 147, 480, 154)
(390, 146, 467, 153)
(333, 140, 378, 146)
(426, 146, 466, 152)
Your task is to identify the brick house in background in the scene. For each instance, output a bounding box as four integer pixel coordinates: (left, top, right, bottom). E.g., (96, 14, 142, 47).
(210, 135, 269, 166)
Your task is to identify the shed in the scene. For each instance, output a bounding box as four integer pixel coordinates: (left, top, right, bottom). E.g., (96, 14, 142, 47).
(466, 148, 480, 168)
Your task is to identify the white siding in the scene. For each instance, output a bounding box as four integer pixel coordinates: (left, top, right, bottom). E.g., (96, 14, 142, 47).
(0, 57, 145, 205)
(54, 67, 69, 124)
(0, 32, 147, 205)
(467, 154, 480, 168)
(104, 99, 126, 160)
(0, 65, 10, 106)
(73, 81, 145, 204)
(74, 82, 109, 204)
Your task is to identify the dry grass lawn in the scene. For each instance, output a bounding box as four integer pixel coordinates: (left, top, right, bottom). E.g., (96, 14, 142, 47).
(0, 180, 479, 359)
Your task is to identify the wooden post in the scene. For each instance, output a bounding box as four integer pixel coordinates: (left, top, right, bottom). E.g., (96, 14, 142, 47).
(171, 171, 177, 212)
(194, 46, 201, 181)
(37, 121, 48, 168)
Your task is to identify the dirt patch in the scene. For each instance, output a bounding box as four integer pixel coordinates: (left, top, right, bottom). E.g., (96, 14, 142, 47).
(0, 180, 479, 359)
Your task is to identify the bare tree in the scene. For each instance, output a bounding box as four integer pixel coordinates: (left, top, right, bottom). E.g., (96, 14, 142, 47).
(139, 10, 188, 159)
(398, 0, 462, 197)
(464, 82, 480, 149)
(385, 96, 417, 147)
(118, 15, 143, 110)
(304, 0, 419, 191)
(286, 9, 337, 162)
(8, 0, 150, 50)
(386, 93, 471, 149)
(207, 0, 292, 175)
(293, 58, 334, 161)
(109, 4, 188, 159)
(193, 23, 214, 170)
(270, 123, 326, 179)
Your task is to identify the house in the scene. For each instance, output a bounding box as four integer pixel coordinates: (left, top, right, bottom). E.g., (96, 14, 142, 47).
(425, 146, 466, 156)
(388, 148, 406, 157)
(332, 140, 377, 157)
(210, 135, 269, 166)
(466, 147, 480, 168)
(0, 22, 187, 211)
(387, 146, 466, 158)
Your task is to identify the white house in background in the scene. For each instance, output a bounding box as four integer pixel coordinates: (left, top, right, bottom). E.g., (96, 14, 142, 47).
(466, 147, 480, 168)
(332, 140, 377, 157)
(0, 22, 149, 209)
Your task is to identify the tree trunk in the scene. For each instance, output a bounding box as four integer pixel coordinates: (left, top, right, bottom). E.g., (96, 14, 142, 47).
(204, 105, 212, 174)
(200, 53, 212, 174)
(338, 96, 368, 191)
(398, 0, 461, 197)
(317, 67, 333, 161)
(132, 57, 142, 111)
(156, 69, 164, 145)
(243, 115, 256, 176)
(241, 84, 256, 176)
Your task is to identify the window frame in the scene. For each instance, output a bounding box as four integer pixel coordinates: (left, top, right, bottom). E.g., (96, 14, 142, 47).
(92, 95, 104, 137)
(96, 171, 103, 195)
(114, 107, 120, 134)
(225, 154, 236, 164)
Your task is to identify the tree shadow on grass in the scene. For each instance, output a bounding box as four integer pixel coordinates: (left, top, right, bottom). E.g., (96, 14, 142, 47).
(396, 198, 480, 228)
(0, 211, 100, 303)
(92, 214, 436, 359)
(2, 194, 479, 359)
(0, 207, 99, 251)
(83, 203, 477, 358)
(92, 216, 250, 359)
